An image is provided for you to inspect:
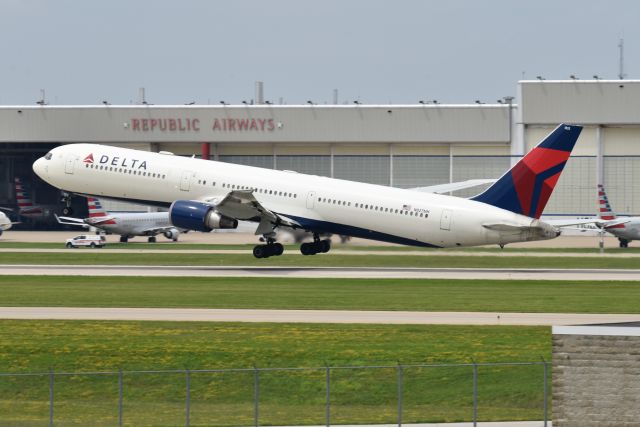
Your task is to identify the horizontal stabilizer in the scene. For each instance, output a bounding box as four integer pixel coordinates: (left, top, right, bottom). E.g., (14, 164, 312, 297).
(411, 179, 497, 194)
(55, 214, 90, 228)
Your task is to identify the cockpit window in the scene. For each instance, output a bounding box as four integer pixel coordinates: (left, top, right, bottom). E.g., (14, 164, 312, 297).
(44, 152, 53, 160)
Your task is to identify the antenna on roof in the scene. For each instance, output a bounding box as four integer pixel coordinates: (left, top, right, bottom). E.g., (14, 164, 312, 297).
(618, 38, 626, 80)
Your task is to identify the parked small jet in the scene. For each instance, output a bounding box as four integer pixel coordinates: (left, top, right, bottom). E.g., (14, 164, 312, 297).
(56, 197, 182, 243)
(33, 123, 583, 257)
(0, 211, 19, 236)
(596, 184, 640, 247)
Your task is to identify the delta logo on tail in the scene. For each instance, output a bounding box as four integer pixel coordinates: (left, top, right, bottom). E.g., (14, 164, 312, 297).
(83, 154, 94, 164)
(472, 124, 582, 219)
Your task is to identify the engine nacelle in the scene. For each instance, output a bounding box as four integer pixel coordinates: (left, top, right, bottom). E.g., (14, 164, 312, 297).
(169, 200, 238, 232)
(163, 228, 180, 241)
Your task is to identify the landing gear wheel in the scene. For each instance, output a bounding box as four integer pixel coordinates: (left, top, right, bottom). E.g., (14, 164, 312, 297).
(119, 236, 128, 243)
(148, 236, 157, 243)
(253, 241, 284, 258)
(619, 239, 629, 248)
(253, 245, 269, 259)
(300, 236, 331, 256)
(300, 242, 316, 256)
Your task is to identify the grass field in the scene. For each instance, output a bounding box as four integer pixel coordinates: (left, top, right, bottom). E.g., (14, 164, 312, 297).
(0, 320, 549, 425)
(1, 251, 640, 268)
(1, 275, 640, 314)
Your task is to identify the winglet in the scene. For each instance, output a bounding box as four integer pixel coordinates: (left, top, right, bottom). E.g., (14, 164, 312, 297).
(471, 124, 582, 219)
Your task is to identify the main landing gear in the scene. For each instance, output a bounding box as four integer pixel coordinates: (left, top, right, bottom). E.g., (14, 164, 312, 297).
(300, 234, 331, 256)
(253, 236, 284, 259)
(619, 238, 630, 248)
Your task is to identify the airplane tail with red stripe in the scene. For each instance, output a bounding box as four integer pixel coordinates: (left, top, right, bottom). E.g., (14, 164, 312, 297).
(597, 184, 616, 220)
(86, 197, 116, 225)
(471, 124, 582, 219)
(14, 177, 44, 216)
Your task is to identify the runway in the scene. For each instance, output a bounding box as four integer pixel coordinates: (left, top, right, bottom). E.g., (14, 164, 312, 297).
(1, 264, 639, 280)
(2, 307, 639, 325)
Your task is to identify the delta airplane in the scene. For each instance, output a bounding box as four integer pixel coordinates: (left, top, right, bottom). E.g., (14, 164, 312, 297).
(33, 123, 582, 258)
(596, 184, 640, 247)
(56, 197, 182, 243)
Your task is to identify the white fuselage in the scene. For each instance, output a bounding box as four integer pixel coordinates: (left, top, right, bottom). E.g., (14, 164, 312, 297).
(0, 212, 11, 232)
(87, 211, 173, 236)
(604, 219, 640, 241)
(34, 144, 556, 248)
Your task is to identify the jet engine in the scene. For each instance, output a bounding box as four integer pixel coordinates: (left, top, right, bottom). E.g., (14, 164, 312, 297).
(169, 200, 238, 232)
(163, 228, 181, 241)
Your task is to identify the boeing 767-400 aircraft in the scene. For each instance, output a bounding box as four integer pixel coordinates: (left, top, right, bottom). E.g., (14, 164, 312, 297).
(33, 124, 582, 257)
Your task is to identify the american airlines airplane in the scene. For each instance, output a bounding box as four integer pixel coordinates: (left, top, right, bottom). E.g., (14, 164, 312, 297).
(56, 197, 182, 243)
(33, 123, 582, 257)
(12, 177, 46, 218)
(596, 184, 640, 247)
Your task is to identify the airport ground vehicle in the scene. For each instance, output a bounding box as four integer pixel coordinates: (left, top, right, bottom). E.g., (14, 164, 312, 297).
(65, 234, 106, 248)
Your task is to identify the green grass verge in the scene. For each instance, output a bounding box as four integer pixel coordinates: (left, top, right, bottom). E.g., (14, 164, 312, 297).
(1, 251, 639, 268)
(0, 320, 549, 425)
(1, 276, 640, 314)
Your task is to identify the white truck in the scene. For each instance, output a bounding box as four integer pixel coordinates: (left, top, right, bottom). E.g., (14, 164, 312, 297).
(65, 234, 106, 248)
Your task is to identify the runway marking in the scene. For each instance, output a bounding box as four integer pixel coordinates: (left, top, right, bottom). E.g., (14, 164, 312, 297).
(1, 265, 639, 280)
(1, 307, 639, 325)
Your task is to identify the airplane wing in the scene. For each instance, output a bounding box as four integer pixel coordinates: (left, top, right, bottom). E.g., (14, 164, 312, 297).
(136, 225, 179, 236)
(600, 218, 632, 229)
(206, 190, 301, 235)
(544, 218, 604, 228)
(55, 214, 90, 228)
(411, 179, 496, 194)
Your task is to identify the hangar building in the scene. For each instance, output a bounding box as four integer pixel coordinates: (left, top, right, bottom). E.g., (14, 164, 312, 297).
(1, 79, 639, 222)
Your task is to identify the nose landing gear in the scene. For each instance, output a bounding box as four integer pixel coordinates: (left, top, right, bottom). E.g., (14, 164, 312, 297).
(60, 192, 73, 216)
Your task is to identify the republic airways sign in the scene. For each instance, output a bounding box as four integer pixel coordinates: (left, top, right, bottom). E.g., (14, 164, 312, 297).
(128, 117, 279, 132)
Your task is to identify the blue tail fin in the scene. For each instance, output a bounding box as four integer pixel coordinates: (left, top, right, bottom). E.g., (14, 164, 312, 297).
(471, 124, 582, 218)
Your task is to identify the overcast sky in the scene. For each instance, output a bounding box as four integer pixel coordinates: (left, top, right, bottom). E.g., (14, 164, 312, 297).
(1, 0, 638, 105)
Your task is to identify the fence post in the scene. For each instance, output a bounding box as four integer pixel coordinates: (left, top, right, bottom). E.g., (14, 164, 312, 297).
(325, 365, 331, 427)
(186, 369, 191, 427)
(49, 369, 54, 427)
(118, 370, 123, 427)
(543, 359, 548, 427)
(254, 367, 260, 427)
(472, 361, 478, 427)
(397, 363, 404, 427)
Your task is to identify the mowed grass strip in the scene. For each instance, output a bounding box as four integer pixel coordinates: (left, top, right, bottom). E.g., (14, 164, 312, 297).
(2, 276, 640, 313)
(0, 320, 549, 424)
(1, 251, 640, 268)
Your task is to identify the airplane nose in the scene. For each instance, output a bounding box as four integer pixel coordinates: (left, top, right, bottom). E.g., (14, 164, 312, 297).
(33, 157, 48, 180)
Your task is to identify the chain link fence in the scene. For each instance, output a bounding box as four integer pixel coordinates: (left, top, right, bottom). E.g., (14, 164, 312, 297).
(0, 361, 550, 426)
